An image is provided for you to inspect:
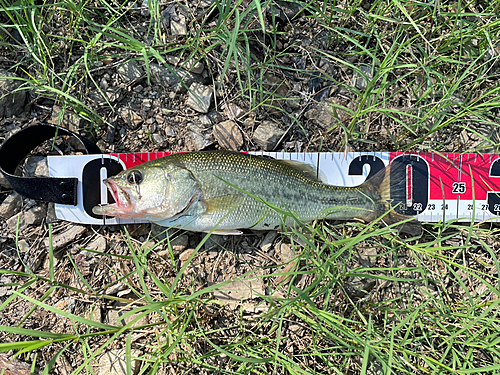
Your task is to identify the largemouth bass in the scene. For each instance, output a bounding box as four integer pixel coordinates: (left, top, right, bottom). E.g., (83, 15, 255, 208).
(92, 151, 419, 234)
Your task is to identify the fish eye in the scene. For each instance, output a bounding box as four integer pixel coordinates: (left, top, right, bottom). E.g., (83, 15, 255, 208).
(126, 170, 143, 185)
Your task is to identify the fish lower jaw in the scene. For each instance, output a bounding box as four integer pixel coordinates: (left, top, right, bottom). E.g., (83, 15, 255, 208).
(92, 203, 135, 218)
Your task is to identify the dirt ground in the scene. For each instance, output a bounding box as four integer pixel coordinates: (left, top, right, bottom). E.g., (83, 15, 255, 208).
(1, 0, 499, 374)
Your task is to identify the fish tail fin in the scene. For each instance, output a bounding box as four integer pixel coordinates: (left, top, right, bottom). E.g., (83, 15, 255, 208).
(360, 162, 422, 235)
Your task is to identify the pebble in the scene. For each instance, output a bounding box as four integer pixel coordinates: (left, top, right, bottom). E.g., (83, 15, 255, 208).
(0, 69, 26, 117)
(204, 234, 225, 250)
(259, 231, 278, 252)
(187, 122, 213, 151)
(50, 105, 84, 132)
(152, 133, 165, 147)
(184, 58, 204, 74)
(164, 126, 175, 137)
(170, 234, 189, 254)
(54, 297, 76, 317)
(0, 192, 22, 220)
(7, 212, 27, 232)
(199, 114, 212, 125)
(253, 121, 285, 150)
(0, 172, 11, 189)
(353, 64, 373, 90)
(213, 120, 244, 151)
(171, 14, 187, 36)
(186, 83, 212, 113)
(304, 102, 334, 129)
(88, 87, 123, 106)
(24, 156, 48, 177)
(82, 236, 107, 257)
(117, 60, 143, 82)
(224, 103, 244, 120)
(179, 248, 196, 263)
(149, 63, 199, 92)
(140, 0, 150, 16)
(118, 107, 143, 129)
(213, 278, 265, 302)
(43, 225, 87, 250)
(23, 205, 46, 226)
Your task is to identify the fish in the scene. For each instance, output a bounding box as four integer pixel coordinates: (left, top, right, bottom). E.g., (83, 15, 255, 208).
(92, 151, 420, 235)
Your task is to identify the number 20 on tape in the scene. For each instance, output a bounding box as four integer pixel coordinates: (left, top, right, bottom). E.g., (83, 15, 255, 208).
(46, 151, 500, 225)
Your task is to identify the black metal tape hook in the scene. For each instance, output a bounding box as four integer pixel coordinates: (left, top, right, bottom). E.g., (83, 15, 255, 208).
(0, 123, 102, 205)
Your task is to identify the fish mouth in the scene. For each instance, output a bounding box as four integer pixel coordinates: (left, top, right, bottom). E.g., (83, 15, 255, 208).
(92, 179, 133, 216)
(105, 179, 133, 210)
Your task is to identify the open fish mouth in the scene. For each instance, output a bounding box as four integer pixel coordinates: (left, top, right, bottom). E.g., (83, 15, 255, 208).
(92, 179, 133, 216)
(104, 179, 132, 210)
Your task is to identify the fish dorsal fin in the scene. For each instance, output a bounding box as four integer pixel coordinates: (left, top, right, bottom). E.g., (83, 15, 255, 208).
(280, 160, 327, 183)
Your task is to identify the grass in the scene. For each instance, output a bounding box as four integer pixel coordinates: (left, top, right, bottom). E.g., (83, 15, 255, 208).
(1, 0, 500, 374)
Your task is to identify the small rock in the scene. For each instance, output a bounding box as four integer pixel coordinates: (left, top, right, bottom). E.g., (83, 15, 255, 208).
(179, 248, 196, 263)
(152, 133, 165, 147)
(88, 87, 123, 105)
(199, 115, 212, 126)
(304, 102, 334, 129)
(213, 120, 243, 151)
(0, 69, 26, 118)
(170, 234, 188, 254)
(353, 64, 373, 90)
(253, 121, 285, 150)
(460, 129, 470, 145)
(187, 83, 212, 113)
(260, 231, 278, 252)
(184, 58, 204, 75)
(23, 205, 46, 226)
(140, 0, 150, 16)
(0, 353, 40, 375)
(44, 225, 87, 250)
(224, 103, 244, 120)
(82, 236, 107, 256)
(0, 192, 22, 220)
(54, 297, 76, 317)
(98, 349, 141, 375)
(171, 14, 187, 36)
(214, 278, 265, 302)
(161, 3, 178, 30)
(0, 172, 11, 189)
(7, 212, 27, 232)
(50, 105, 86, 132)
(278, 242, 295, 263)
(164, 126, 175, 137)
(24, 156, 48, 177)
(85, 304, 102, 323)
(186, 122, 213, 151)
(46, 203, 59, 224)
(149, 63, 199, 92)
(118, 107, 143, 129)
(204, 234, 225, 250)
(117, 60, 143, 82)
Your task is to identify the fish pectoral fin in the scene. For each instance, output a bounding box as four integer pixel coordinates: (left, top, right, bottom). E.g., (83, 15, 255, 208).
(203, 195, 243, 215)
(203, 229, 243, 235)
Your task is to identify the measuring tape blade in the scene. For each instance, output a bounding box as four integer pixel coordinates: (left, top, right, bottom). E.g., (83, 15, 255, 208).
(46, 151, 500, 225)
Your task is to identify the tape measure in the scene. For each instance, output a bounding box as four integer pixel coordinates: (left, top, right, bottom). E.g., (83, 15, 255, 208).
(2, 124, 500, 226)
